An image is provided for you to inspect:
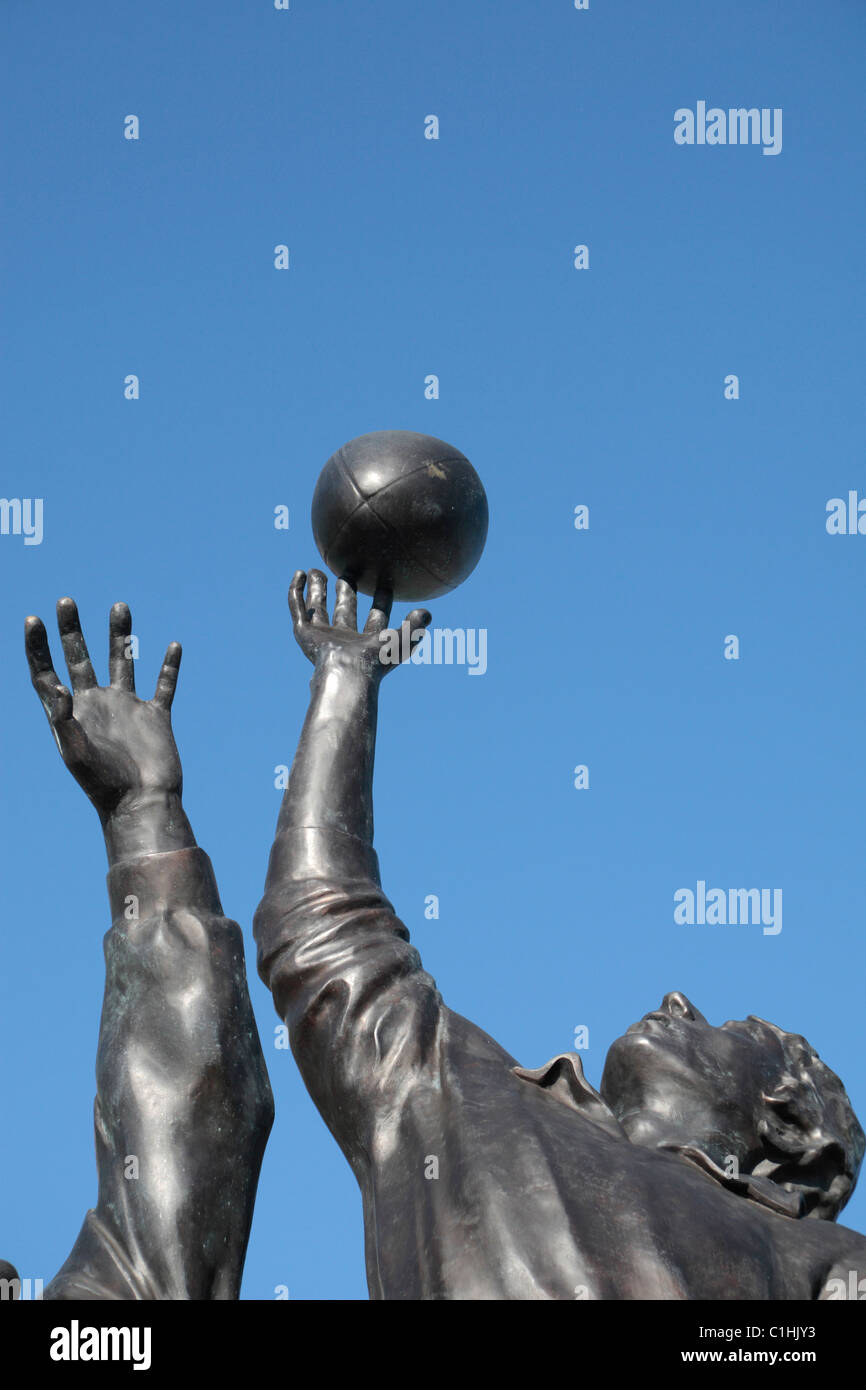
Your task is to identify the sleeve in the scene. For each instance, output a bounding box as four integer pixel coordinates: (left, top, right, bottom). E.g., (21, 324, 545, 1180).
(44, 847, 274, 1302)
(817, 1247, 866, 1301)
(253, 826, 445, 1163)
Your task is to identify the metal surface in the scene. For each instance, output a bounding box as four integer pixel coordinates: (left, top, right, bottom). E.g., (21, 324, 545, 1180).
(255, 569, 866, 1300)
(18, 600, 273, 1300)
(312, 430, 489, 600)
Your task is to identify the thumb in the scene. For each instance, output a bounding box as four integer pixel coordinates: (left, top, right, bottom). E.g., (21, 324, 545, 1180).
(53, 708, 95, 776)
(398, 609, 432, 663)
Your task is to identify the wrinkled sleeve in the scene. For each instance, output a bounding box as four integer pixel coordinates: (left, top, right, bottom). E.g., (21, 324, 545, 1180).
(45, 847, 273, 1302)
(253, 827, 444, 1164)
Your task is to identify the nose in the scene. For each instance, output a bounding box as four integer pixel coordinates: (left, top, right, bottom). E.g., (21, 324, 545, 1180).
(661, 991, 704, 1022)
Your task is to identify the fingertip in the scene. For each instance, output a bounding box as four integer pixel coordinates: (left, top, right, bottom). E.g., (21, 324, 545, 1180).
(288, 573, 307, 605)
(288, 577, 308, 625)
(400, 610, 432, 646)
(56, 596, 78, 628)
(109, 605, 132, 644)
(308, 564, 328, 597)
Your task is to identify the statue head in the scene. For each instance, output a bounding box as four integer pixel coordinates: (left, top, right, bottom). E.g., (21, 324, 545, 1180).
(600, 992, 864, 1220)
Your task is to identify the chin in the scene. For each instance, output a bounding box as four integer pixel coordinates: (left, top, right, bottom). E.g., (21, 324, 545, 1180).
(602, 1034, 691, 1127)
(604, 1025, 680, 1087)
(615, 1109, 673, 1149)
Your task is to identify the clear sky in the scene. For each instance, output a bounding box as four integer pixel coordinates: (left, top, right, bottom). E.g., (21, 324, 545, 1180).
(2, 0, 864, 1300)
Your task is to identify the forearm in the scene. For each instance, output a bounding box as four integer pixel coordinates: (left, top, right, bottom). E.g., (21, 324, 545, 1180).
(96, 847, 271, 1296)
(277, 649, 381, 845)
(50, 813, 273, 1300)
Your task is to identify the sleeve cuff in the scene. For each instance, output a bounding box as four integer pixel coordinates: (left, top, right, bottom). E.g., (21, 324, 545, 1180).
(264, 826, 382, 888)
(106, 846, 223, 923)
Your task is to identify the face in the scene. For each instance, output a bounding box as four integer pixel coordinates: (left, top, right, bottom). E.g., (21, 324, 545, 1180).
(600, 993, 787, 1169)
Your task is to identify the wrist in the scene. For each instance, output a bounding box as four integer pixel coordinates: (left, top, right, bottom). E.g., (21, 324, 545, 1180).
(312, 645, 384, 690)
(101, 789, 196, 867)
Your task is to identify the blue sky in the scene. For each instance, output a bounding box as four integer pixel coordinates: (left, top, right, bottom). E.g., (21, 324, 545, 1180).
(2, 0, 865, 1299)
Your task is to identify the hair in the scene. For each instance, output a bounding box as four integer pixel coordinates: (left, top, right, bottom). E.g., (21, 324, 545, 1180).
(739, 1016, 865, 1221)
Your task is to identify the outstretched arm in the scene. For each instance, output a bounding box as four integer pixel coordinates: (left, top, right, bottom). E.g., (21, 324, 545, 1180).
(26, 599, 273, 1301)
(256, 571, 496, 1165)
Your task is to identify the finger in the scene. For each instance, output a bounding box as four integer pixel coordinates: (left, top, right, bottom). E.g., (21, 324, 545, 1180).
(57, 597, 98, 691)
(25, 615, 59, 686)
(25, 616, 73, 722)
(288, 571, 308, 630)
(307, 570, 329, 626)
(152, 642, 182, 711)
(332, 577, 358, 631)
(108, 602, 135, 692)
(399, 608, 432, 662)
(363, 587, 394, 636)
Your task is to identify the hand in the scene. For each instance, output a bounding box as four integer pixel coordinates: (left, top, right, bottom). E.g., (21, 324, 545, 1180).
(25, 598, 184, 826)
(288, 570, 431, 681)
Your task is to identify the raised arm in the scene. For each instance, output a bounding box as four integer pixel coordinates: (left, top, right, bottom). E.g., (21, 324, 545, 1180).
(254, 571, 453, 1156)
(26, 599, 273, 1301)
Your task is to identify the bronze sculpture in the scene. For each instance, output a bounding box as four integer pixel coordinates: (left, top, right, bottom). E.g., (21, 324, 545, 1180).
(8, 434, 864, 1301)
(254, 568, 866, 1299)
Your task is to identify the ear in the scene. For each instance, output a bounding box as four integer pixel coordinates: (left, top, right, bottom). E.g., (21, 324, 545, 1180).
(755, 1085, 850, 1220)
(757, 1083, 814, 1157)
